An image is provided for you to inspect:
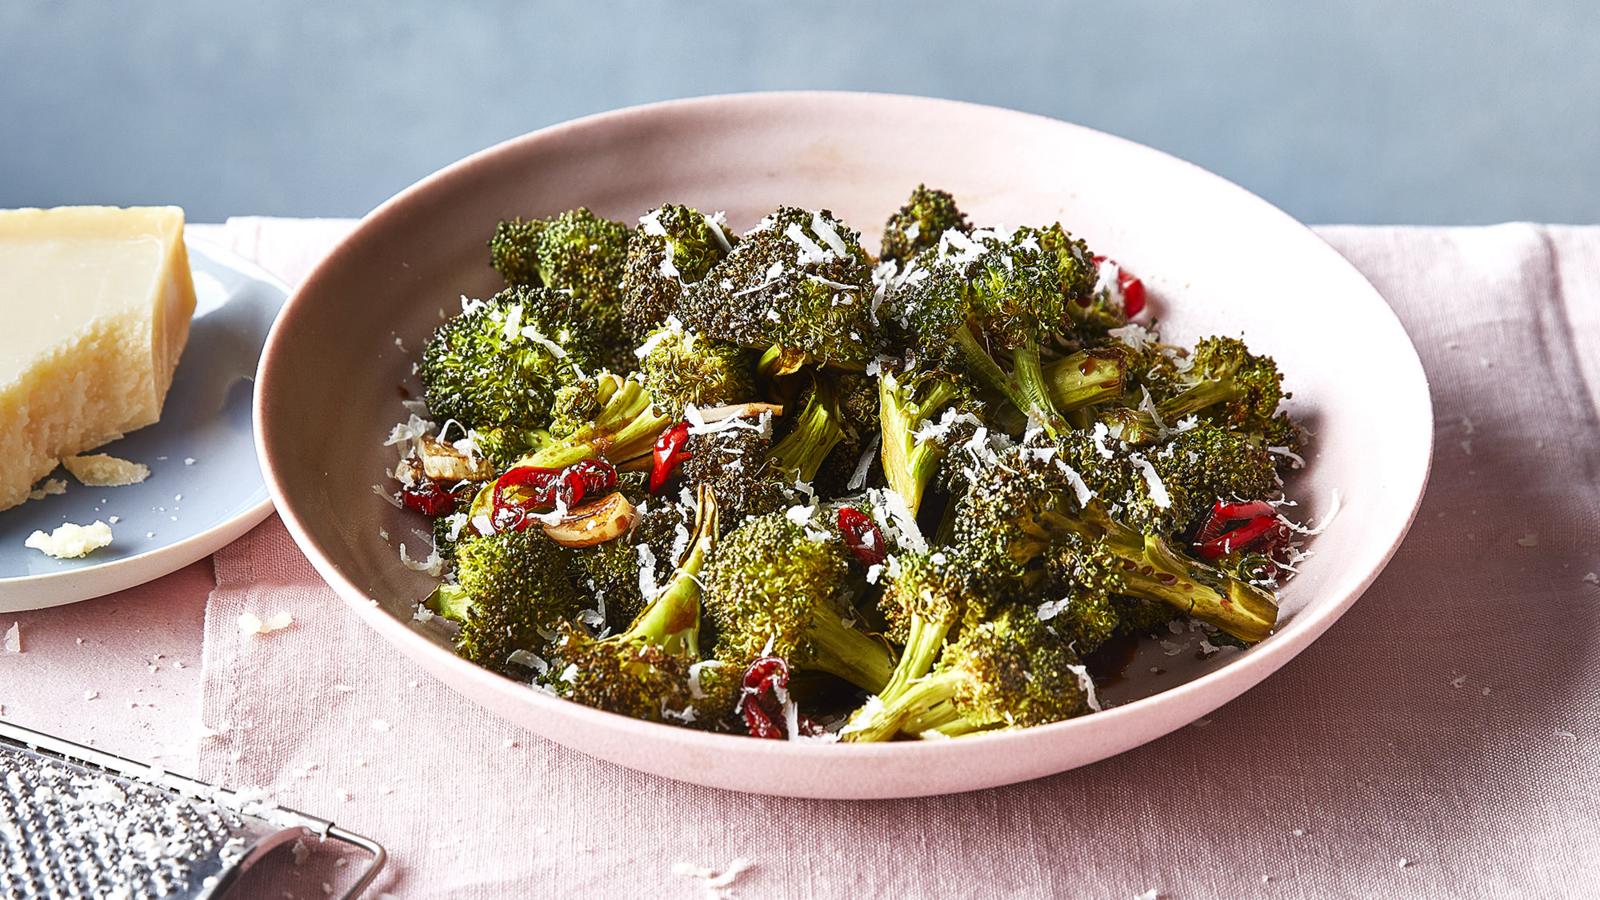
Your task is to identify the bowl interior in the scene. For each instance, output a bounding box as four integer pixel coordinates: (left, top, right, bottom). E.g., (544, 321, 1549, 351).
(257, 93, 1431, 797)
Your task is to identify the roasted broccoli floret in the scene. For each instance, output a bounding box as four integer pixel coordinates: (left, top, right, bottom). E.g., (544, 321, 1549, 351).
(873, 548, 977, 701)
(487, 208, 633, 371)
(813, 372, 880, 495)
(574, 495, 693, 629)
(635, 321, 756, 419)
(844, 607, 1094, 741)
(520, 373, 672, 471)
(425, 529, 583, 674)
(703, 513, 894, 691)
(1144, 423, 1282, 533)
(420, 286, 596, 435)
(488, 217, 546, 287)
(622, 205, 736, 340)
(557, 487, 719, 723)
(881, 185, 970, 264)
(955, 444, 1279, 643)
(766, 374, 847, 485)
(681, 207, 879, 369)
(682, 422, 787, 529)
(892, 225, 1093, 435)
(1157, 336, 1285, 431)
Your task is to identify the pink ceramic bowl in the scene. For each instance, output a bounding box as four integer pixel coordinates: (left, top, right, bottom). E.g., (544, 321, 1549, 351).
(255, 92, 1432, 798)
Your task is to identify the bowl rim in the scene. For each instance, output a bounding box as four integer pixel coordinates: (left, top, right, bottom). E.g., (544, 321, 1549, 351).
(255, 90, 1434, 772)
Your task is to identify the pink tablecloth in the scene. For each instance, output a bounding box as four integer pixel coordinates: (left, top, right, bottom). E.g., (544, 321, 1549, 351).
(5, 219, 1600, 899)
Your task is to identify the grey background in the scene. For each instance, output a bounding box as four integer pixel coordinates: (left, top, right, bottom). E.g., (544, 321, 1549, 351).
(2, 1, 1595, 224)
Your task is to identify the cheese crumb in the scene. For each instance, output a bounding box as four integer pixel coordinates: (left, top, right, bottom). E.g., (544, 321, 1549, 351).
(27, 478, 68, 501)
(3, 623, 20, 653)
(25, 520, 113, 558)
(63, 453, 151, 487)
(1514, 533, 1538, 547)
(1584, 572, 1599, 586)
(238, 611, 294, 636)
(672, 857, 754, 898)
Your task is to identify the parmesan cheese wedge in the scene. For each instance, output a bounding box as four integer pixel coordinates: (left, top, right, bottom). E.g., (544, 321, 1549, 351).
(0, 207, 196, 510)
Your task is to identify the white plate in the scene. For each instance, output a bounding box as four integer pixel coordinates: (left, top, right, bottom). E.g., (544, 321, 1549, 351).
(0, 239, 286, 612)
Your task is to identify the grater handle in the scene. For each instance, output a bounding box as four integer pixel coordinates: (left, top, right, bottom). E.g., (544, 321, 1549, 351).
(324, 824, 388, 899)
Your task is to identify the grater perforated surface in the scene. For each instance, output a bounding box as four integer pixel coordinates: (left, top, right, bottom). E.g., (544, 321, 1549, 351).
(0, 740, 272, 899)
(0, 721, 385, 900)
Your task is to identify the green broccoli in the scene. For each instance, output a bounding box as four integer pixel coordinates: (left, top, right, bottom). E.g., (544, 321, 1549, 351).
(635, 322, 756, 420)
(488, 217, 546, 287)
(574, 496, 693, 629)
(680, 207, 879, 369)
(425, 529, 584, 674)
(891, 226, 1088, 435)
(766, 374, 848, 485)
(558, 487, 719, 723)
(682, 423, 787, 529)
(488, 208, 633, 371)
(880, 185, 970, 264)
(420, 286, 596, 435)
(843, 607, 1094, 742)
(954, 443, 1279, 643)
(1152, 336, 1286, 432)
(622, 205, 736, 340)
(873, 548, 977, 701)
(702, 513, 895, 691)
(1143, 423, 1282, 533)
(520, 373, 672, 471)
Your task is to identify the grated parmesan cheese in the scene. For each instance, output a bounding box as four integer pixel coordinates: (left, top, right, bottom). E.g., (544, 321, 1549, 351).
(25, 520, 113, 559)
(27, 477, 68, 501)
(1130, 454, 1172, 509)
(63, 453, 150, 487)
(238, 611, 293, 636)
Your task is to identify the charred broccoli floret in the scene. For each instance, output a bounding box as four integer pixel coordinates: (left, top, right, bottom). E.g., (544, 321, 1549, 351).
(681, 207, 879, 369)
(891, 225, 1093, 435)
(521, 373, 672, 471)
(703, 513, 894, 691)
(488, 208, 633, 371)
(488, 217, 546, 287)
(880, 185, 969, 264)
(557, 487, 719, 723)
(635, 321, 756, 419)
(425, 529, 583, 674)
(574, 496, 693, 629)
(844, 607, 1094, 741)
(622, 205, 736, 340)
(873, 548, 977, 701)
(955, 444, 1279, 643)
(420, 286, 596, 435)
(682, 421, 787, 529)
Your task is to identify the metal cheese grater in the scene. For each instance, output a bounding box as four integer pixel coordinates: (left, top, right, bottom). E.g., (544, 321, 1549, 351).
(0, 719, 385, 899)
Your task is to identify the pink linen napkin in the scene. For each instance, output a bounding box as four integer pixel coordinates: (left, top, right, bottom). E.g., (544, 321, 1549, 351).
(199, 219, 1600, 899)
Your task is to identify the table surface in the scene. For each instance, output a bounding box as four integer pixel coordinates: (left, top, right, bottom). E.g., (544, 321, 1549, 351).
(2, 219, 1598, 900)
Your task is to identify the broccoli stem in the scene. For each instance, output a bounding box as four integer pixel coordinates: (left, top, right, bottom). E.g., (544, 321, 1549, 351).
(1045, 505, 1278, 643)
(768, 382, 844, 483)
(620, 488, 718, 657)
(876, 613, 956, 705)
(1159, 379, 1247, 422)
(802, 607, 895, 692)
(526, 379, 671, 470)
(846, 667, 964, 741)
(878, 372, 960, 516)
(951, 328, 1063, 436)
(1042, 349, 1127, 413)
